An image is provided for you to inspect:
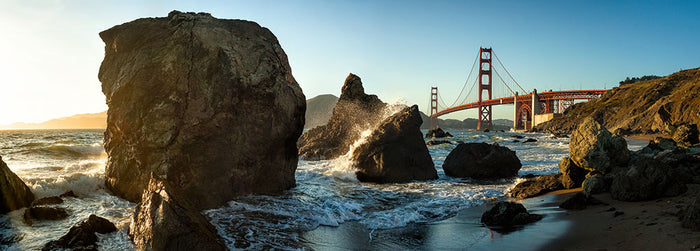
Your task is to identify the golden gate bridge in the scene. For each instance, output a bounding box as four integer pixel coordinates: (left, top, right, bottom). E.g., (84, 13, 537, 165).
(429, 47, 606, 131)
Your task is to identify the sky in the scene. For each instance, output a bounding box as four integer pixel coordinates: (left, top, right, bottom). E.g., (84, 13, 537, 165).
(1, 0, 699, 125)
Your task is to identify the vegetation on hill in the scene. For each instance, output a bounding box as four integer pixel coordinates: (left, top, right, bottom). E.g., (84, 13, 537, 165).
(304, 94, 339, 129)
(534, 67, 700, 134)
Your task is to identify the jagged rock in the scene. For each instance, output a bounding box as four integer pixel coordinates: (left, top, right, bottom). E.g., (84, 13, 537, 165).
(426, 140, 451, 146)
(130, 177, 225, 250)
(443, 143, 521, 179)
(559, 192, 604, 210)
(569, 117, 630, 173)
(60, 191, 78, 198)
(559, 157, 586, 189)
(298, 74, 387, 160)
(425, 128, 453, 138)
(352, 105, 438, 183)
(42, 214, 117, 251)
(610, 156, 687, 201)
(673, 123, 699, 147)
(509, 174, 564, 199)
(582, 175, 608, 196)
(32, 196, 63, 206)
(24, 206, 69, 224)
(99, 11, 305, 208)
(681, 195, 700, 231)
(481, 202, 542, 229)
(0, 156, 34, 214)
(652, 105, 673, 133)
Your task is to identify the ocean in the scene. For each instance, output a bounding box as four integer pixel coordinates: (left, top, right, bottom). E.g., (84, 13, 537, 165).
(0, 128, 598, 250)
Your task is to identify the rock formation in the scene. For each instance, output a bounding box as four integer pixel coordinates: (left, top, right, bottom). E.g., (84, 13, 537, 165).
(0, 156, 34, 214)
(130, 177, 225, 250)
(509, 174, 563, 199)
(98, 11, 305, 208)
(442, 143, 521, 179)
(425, 128, 453, 138)
(351, 105, 438, 183)
(558, 157, 586, 189)
(297, 74, 386, 160)
(42, 215, 117, 251)
(480, 202, 543, 231)
(610, 156, 687, 201)
(24, 206, 69, 224)
(582, 174, 607, 196)
(672, 123, 699, 147)
(569, 117, 629, 173)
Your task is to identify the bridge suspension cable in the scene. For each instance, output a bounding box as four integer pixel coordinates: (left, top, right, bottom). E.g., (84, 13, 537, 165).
(442, 52, 480, 109)
(492, 51, 527, 94)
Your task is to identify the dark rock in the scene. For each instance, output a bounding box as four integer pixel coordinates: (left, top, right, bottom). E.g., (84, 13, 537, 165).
(613, 127, 633, 136)
(425, 127, 453, 138)
(129, 177, 225, 250)
(426, 140, 451, 146)
(298, 74, 386, 160)
(483, 129, 491, 133)
(32, 196, 63, 206)
(99, 11, 305, 208)
(0, 156, 35, 214)
(522, 138, 538, 143)
(443, 143, 521, 179)
(652, 105, 673, 133)
(352, 105, 438, 183)
(559, 157, 587, 189)
(512, 140, 520, 143)
(552, 133, 569, 138)
(614, 211, 625, 217)
(59, 191, 78, 198)
(582, 175, 608, 196)
(610, 156, 687, 201)
(24, 206, 69, 224)
(42, 214, 117, 251)
(569, 117, 630, 173)
(673, 123, 700, 147)
(481, 202, 543, 230)
(510, 135, 525, 139)
(509, 174, 564, 199)
(559, 192, 604, 210)
(681, 195, 700, 231)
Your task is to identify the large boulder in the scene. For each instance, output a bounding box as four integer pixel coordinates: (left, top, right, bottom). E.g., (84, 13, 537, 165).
(130, 177, 225, 250)
(0, 156, 35, 214)
(98, 11, 305, 208)
(443, 143, 522, 179)
(352, 105, 437, 183)
(297, 74, 386, 160)
(42, 214, 117, 251)
(610, 156, 687, 201)
(509, 174, 564, 199)
(582, 175, 608, 196)
(558, 157, 586, 189)
(569, 117, 630, 173)
(672, 123, 700, 147)
(480, 202, 543, 229)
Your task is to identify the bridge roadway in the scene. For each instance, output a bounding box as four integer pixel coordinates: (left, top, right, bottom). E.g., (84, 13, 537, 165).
(431, 89, 607, 118)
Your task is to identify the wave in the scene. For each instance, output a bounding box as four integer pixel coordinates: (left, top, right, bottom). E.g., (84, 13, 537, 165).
(20, 143, 105, 158)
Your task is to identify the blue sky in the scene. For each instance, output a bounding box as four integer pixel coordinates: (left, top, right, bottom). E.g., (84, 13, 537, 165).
(1, 0, 698, 124)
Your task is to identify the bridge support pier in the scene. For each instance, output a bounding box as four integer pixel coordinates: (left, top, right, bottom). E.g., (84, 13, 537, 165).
(477, 47, 493, 131)
(513, 92, 518, 130)
(531, 89, 541, 130)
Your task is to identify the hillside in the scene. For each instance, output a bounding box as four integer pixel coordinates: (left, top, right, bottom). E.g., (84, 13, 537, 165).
(305, 94, 338, 129)
(1, 111, 107, 130)
(419, 112, 512, 130)
(534, 67, 700, 134)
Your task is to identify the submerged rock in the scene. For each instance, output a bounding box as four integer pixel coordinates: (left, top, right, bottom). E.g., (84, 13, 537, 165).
(352, 105, 437, 183)
(481, 202, 543, 230)
(32, 196, 63, 206)
(0, 156, 35, 214)
(297, 74, 386, 160)
(610, 156, 687, 201)
(569, 117, 630, 173)
(24, 206, 69, 224)
(443, 143, 521, 179)
(99, 11, 305, 208)
(426, 140, 451, 146)
(509, 174, 564, 199)
(130, 177, 225, 250)
(42, 214, 117, 251)
(559, 157, 586, 189)
(425, 128, 453, 138)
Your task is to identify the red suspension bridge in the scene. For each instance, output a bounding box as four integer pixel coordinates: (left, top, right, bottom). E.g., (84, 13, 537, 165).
(429, 47, 606, 131)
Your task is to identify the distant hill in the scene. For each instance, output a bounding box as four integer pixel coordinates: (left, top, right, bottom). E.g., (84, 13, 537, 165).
(419, 111, 512, 131)
(1, 111, 107, 130)
(305, 94, 339, 129)
(534, 67, 700, 134)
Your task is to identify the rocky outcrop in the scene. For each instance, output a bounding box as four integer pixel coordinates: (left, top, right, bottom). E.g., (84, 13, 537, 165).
(672, 123, 699, 147)
(297, 74, 386, 160)
(352, 105, 437, 183)
(42, 215, 117, 251)
(558, 157, 586, 189)
(582, 174, 607, 196)
(24, 206, 69, 224)
(443, 143, 521, 179)
(99, 11, 305, 208)
(509, 174, 564, 199)
(569, 117, 629, 173)
(0, 156, 34, 214)
(425, 128, 453, 138)
(481, 202, 543, 231)
(610, 156, 687, 201)
(130, 177, 225, 250)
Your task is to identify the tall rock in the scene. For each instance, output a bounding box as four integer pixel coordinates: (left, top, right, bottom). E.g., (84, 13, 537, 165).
(352, 105, 438, 183)
(569, 117, 629, 173)
(0, 156, 35, 214)
(297, 74, 386, 160)
(98, 11, 306, 209)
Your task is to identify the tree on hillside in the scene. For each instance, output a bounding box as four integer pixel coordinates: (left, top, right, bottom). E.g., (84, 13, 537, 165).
(619, 75, 661, 86)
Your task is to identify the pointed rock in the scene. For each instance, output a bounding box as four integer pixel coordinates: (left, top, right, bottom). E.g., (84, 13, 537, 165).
(0, 156, 34, 214)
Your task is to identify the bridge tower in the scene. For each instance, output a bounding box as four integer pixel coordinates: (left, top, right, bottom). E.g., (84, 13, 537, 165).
(430, 87, 439, 128)
(477, 47, 493, 130)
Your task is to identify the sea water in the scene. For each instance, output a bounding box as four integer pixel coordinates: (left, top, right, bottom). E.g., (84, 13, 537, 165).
(0, 128, 573, 250)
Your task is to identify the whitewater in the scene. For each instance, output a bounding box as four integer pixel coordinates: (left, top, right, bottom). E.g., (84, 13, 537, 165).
(0, 128, 576, 250)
